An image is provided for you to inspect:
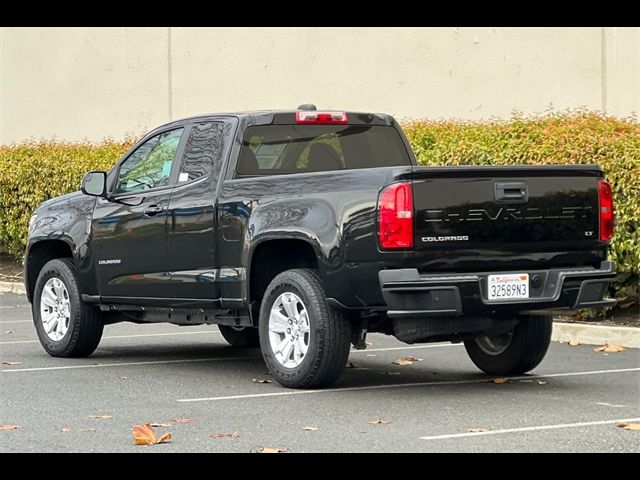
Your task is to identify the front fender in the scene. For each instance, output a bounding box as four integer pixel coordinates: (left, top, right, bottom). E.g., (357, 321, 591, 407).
(25, 192, 97, 299)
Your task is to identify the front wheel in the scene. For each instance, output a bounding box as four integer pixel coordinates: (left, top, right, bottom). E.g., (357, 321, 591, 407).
(33, 259, 104, 357)
(464, 315, 552, 376)
(259, 269, 351, 389)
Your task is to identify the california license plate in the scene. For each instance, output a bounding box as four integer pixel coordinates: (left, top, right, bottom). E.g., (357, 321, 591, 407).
(487, 273, 529, 300)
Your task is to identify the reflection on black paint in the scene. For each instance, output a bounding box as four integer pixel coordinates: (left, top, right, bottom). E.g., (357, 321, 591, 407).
(179, 122, 225, 183)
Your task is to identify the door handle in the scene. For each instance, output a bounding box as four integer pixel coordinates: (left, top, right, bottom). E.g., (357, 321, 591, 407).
(143, 205, 163, 217)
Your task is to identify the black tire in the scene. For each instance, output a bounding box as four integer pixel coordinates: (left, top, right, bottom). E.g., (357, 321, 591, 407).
(259, 268, 351, 389)
(464, 315, 552, 376)
(218, 325, 260, 348)
(33, 259, 104, 357)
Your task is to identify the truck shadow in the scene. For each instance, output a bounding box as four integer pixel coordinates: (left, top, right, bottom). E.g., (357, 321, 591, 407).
(84, 341, 549, 391)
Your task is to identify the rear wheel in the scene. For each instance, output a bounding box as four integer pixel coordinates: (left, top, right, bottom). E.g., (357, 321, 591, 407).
(33, 259, 104, 357)
(464, 315, 552, 376)
(218, 325, 260, 348)
(259, 268, 351, 389)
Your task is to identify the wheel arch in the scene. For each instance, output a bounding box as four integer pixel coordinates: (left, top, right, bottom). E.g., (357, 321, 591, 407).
(25, 239, 74, 302)
(247, 238, 320, 323)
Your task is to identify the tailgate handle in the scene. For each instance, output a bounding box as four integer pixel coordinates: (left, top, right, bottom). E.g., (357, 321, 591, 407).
(495, 181, 528, 203)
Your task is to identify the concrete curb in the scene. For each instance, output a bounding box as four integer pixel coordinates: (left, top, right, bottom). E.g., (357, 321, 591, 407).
(552, 321, 640, 349)
(0, 281, 637, 347)
(0, 281, 25, 295)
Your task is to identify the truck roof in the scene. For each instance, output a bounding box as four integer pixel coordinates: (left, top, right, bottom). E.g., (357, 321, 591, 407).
(155, 109, 396, 133)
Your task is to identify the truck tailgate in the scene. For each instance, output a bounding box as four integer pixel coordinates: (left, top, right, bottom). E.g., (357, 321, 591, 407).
(412, 165, 602, 251)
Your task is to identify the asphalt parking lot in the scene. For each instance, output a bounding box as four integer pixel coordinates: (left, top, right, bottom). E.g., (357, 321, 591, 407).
(1, 292, 639, 453)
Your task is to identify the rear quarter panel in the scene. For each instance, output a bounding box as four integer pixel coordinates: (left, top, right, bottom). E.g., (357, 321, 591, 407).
(218, 167, 414, 307)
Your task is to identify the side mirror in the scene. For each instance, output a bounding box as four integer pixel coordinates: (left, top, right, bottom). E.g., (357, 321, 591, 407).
(81, 171, 107, 197)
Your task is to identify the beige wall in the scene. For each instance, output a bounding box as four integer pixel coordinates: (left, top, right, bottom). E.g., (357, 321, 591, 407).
(1, 27, 639, 144)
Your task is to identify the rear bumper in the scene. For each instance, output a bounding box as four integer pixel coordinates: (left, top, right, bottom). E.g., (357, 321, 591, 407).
(379, 261, 617, 318)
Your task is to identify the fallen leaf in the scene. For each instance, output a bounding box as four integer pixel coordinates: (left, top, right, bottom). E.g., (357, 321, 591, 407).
(132, 423, 172, 446)
(61, 427, 72, 433)
(174, 418, 197, 424)
(79, 428, 96, 432)
(210, 432, 241, 439)
(302, 426, 318, 431)
(345, 362, 356, 368)
(258, 447, 287, 453)
(365, 341, 373, 347)
(89, 414, 112, 419)
(617, 423, 640, 431)
(568, 339, 580, 346)
(404, 356, 423, 362)
(252, 378, 272, 384)
(594, 341, 626, 353)
(3, 330, 14, 334)
(0, 425, 20, 430)
(149, 423, 172, 427)
(491, 377, 509, 384)
(538, 381, 549, 385)
(118, 375, 128, 380)
(366, 354, 377, 357)
(1, 361, 21, 366)
(467, 428, 488, 433)
(393, 358, 415, 366)
(368, 419, 391, 425)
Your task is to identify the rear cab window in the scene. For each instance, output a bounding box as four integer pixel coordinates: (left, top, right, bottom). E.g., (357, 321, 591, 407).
(236, 124, 412, 177)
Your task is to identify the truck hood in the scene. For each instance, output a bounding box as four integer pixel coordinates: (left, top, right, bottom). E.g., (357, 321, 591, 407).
(37, 190, 85, 211)
(30, 190, 96, 242)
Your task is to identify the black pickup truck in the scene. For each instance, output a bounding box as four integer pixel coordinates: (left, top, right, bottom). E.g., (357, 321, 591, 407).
(24, 106, 616, 388)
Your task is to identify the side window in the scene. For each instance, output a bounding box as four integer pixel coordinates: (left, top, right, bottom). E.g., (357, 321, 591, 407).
(177, 122, 225, 183)
(115, 128, 183, 194)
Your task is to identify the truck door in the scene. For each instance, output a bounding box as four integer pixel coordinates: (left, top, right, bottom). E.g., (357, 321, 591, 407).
(165, 119, 235, 301)
(92, 127, 187, 300)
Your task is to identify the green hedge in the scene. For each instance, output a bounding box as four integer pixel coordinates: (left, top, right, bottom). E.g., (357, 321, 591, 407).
(1, 112, 638, 303)
(0, 140, 135, 258)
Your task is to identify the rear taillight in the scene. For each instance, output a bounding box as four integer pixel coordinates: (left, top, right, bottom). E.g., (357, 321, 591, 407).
(296, 111, 348, 124)
(378, 182, 413, 249)
(598, 180, 614, 242)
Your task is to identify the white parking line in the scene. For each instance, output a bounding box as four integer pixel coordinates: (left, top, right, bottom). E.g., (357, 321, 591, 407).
(1, 355, 259, 373)
(0, 342, 459, 372)
(0, 335, 459, 349)
(596, 402, 627, 408)
(419, 417, 640, 441)
(0, 341, 460, 374)
(176, 367, 640, 403)
(0, 330, 221, 345)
